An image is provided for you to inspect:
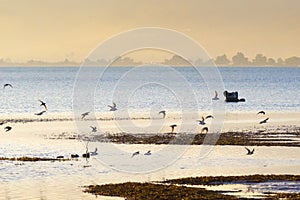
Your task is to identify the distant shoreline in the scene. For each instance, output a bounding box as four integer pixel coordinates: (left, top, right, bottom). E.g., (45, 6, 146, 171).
(0, 65, 299, 67)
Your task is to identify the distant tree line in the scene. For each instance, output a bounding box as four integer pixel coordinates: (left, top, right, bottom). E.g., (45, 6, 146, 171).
(215, 52, 300, 66)
(1, 52, 300, 66)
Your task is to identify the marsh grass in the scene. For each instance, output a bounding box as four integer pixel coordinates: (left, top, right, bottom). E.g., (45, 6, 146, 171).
(0, 156, 70, 162)
(84, 175, 300, 199)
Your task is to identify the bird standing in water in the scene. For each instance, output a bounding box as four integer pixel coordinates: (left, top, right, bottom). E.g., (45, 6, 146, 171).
(170, 124, 177, 133)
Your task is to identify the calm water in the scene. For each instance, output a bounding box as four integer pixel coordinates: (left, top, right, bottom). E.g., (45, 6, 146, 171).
(0, 66, 299, 114)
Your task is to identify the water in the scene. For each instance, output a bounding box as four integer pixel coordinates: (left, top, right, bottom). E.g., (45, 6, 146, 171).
(0, 66, 299, 114)
(0, 66, 299, 199)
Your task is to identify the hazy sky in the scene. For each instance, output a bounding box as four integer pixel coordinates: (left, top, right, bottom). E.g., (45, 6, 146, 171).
(1, 0, 299, 62)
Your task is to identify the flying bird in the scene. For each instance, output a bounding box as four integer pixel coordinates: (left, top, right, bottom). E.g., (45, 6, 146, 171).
(90, 126, 97, 132)
(212, 90, 219, 100)
(205, 115, 214, 119)
(81, 112, 90, 119)
(4, 126, 12, 132)
(170, 124, 177, 133)
(144, 150, 151, 155)
(257, 111, 266, 115)
(131, 151, 140, 158)
(34, 110, 46, 116)
(259, 117, 269, 124)
(3, 83, 13, 90)
(159, 110, 166, 118)
(108, 102, 117, 111)
(245, 147, 255, 155)
(90, 148, 98, 156)
(201, 127, 209, 134)
(197, 116, 206, 125)
(39, 100, 47, 110)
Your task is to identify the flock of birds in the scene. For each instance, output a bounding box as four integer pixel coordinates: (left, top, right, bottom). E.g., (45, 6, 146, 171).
(2, 83, 48, 133)
(129, 92, 270, 157)
(2, 85, 269, 158)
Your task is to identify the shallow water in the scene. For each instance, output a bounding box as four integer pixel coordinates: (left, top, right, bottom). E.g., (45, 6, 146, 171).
(1, 132, 300, 199)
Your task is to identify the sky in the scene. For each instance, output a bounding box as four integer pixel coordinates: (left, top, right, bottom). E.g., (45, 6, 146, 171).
(0, 0, 300, 63)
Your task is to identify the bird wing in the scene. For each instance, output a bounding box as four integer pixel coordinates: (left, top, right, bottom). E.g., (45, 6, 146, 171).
(201, 127, 208, 132)
(112, 102, 116, 108)
(245, 147, 251, 153)
(215, 90, 218, 97)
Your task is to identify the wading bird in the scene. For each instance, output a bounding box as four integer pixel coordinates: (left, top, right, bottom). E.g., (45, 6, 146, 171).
(170, 124, 177, 133)
(212, 90, 219, 100)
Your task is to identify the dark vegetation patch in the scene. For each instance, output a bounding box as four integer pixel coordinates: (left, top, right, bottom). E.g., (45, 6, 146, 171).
(0, 156, 70, 162)
(84, 182, 239, 200)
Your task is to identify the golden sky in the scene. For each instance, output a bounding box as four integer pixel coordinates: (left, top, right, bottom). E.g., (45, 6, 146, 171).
(0, 0, 299, 62)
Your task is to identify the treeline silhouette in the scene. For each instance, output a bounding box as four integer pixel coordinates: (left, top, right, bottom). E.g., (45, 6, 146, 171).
(1, 52, 300, 66)
(214, 52, 300, 66)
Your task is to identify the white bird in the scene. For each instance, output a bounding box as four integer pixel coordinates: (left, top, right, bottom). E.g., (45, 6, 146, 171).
(212, 90, 219, 100)
(108, 102, 117, 111)
(144, 150, 151, 155)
